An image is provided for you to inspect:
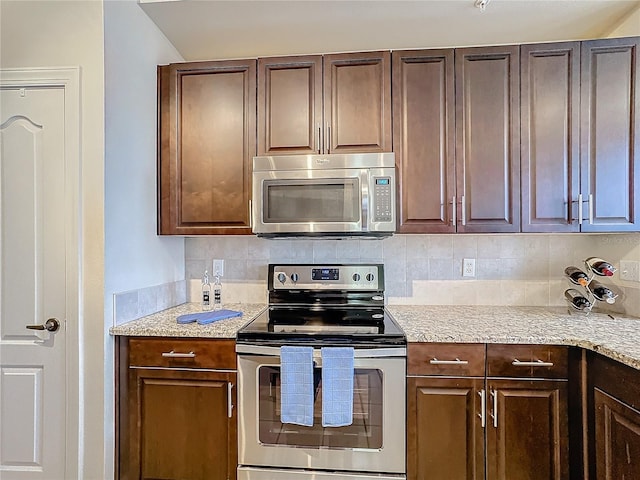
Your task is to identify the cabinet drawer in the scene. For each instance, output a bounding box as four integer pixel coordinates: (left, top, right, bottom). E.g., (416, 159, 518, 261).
(128, 338, 236, 370)
(590, 351, 640, 411)
(487, 344, 568, 379)
(408, 343, 485, 376)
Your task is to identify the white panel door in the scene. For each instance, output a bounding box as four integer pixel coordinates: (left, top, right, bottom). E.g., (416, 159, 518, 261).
(0, 86, 67, 479)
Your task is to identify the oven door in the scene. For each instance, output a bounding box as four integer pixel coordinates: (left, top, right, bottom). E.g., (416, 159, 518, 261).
(237, 345, 406, 474)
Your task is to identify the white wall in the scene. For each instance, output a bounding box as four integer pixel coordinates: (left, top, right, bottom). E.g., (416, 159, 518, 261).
(0, 1, 105, 478)
(103, 1, 184, 477)
(607, 4, 640, 37)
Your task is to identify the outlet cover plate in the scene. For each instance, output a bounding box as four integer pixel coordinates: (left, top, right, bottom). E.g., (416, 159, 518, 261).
(619, 260, 640, 282)
(213, 259, 224, 277)
(463, 258, 476, 277)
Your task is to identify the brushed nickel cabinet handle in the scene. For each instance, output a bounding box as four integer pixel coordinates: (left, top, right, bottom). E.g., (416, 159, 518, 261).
(490, 389, 498, 428)
(588, 193, 594, 225)
(512, 359, 554, 367)
(429, 357, 469, 365)
(161, 350, 196, 358)
(326, 122, 331, 154)
(578, 193, 583, 225)
(478, 389, 486, 428)
(317, 124, 322, 154)
(227, 382, 234, 418)
(461, 195, 466, 226)
(452, 196, 457, 227)
(249, 200, 252, 229)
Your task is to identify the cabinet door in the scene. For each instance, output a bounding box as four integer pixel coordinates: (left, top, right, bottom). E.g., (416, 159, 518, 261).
(324, 51, 392, 153)
(486, 380, 569, 480)
(521, 42, 581, 232)
(158, 60, 256, 235)
(257, 55, 323, 155)
(392, 49, 456, 233)
(594, 389, 640, 480)
(455, 46, 521, 233)
(408, 377, 485, 480)
(126, 368, 237, 480)
(580, 37, 640, 232)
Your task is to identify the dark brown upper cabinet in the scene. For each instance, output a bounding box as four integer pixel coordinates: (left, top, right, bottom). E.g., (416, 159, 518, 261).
(392, 49, 456, 233)
(393, 46, 520, 233)
(455, 45, 521, 233)
(158, 60, 256, 235)
(257, 51, 391, 155)
(521, 42, 581, 233)
(257, 56, 322, 155)
(522, 37, 640, 233)
(580, 37, 640, 232)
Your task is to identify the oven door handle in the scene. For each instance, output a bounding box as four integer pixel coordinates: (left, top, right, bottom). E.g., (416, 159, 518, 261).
(235, 344, 406, 358)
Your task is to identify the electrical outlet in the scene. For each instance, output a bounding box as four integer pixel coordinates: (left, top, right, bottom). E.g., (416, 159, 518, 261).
(619, 260, 640, 282)
(213, 259, 224, 277)
(463, 258, 476, 277)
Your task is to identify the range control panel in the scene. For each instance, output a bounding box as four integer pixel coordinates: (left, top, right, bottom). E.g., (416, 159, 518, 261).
(372, 177, 392, 222)
(269, 264, 383, 290)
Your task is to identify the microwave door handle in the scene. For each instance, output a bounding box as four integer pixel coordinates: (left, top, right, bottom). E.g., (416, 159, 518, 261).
(361, 170, 369, 232)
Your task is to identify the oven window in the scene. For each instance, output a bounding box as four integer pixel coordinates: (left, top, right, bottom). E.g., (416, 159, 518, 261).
(263, 179, 359, 223)
(257, 366, 383, 449)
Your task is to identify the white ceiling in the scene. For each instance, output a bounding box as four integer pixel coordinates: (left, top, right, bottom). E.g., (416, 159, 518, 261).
(139, 0, 640, 61)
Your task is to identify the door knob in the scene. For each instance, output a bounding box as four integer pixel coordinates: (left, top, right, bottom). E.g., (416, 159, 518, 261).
(26, 318, 60, 332)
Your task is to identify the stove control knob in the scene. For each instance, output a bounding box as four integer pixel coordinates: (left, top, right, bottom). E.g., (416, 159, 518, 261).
(290, 273, 299, 283)
(277, 273, 287, 284)
(352, 273, 361, 282)
(366, 273, 375, 282)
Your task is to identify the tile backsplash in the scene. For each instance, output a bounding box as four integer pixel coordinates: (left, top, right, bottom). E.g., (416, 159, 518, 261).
(185, 233, 640, 317)
(113, 280, 187, 325)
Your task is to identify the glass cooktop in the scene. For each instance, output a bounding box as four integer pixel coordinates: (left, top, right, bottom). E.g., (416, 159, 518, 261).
(236, 306, 406, 347)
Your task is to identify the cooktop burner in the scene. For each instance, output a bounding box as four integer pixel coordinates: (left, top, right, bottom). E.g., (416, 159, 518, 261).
(236, 264, 406, 347)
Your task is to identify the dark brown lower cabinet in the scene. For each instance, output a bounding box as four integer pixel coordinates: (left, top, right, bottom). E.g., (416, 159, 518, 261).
(486, 380, 569, 480)
(590, 352, 640, 480)
(131, 369, 236, 480)
(408, 344, 570, 480)
(117, 337, 237, 480)
(408, 377, 485, 480)
(594, 389, 640, 480)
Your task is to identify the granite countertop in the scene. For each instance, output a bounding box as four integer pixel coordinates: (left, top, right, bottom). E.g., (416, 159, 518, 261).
(109, 303, 267, 338)
(110, 303, 640, 370)
(387, 305, 640, 370)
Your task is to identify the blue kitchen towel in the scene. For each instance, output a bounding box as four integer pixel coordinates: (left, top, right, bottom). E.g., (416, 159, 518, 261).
(280, 346, 315, 426)
(321, 347, 354, 427)
(176, 309, 242, 325)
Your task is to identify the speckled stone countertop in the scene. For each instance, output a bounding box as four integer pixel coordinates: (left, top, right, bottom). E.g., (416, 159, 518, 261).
(387, 305, 640, 370)
(109, 303, 640, 370)
(109, 303, 266, 339)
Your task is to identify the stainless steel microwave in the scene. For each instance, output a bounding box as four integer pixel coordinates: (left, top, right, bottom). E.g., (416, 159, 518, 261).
(251, 153, 396, 237)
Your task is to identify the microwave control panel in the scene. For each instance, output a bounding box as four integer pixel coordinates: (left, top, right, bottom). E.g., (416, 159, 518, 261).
(373, 177, 392, 222)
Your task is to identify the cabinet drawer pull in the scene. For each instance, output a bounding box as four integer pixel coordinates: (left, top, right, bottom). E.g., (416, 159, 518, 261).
(478, 389, 486, 428)
(161, 350, 196, 358)
(512, 359, 554, 367)
(228, 382, 234, 418)
(429, 357, 469, 365)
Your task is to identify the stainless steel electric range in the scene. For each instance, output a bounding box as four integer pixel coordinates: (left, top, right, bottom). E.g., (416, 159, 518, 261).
(236, 263, 407, 480)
